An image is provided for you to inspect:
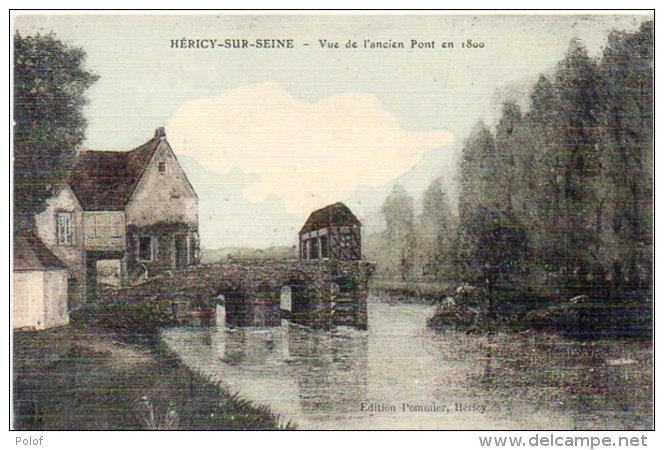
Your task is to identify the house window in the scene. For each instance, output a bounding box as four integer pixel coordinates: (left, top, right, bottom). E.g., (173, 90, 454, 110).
(139, 236, 153, 261)
(158, 161, 167, 173)
(57, 212, 73, 244)
(320, 236, 328, 258)
(159, 236, 170, 260)
(310, 238, 319, 259)
(111, 216, 123, 238)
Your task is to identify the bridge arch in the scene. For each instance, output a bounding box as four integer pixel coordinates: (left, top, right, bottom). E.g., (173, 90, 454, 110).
(91, 260, 373, 330)
(280, 270, 320, 327)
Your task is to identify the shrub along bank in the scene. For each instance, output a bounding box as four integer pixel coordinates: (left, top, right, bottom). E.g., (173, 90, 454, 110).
(426, 284, 652, 340)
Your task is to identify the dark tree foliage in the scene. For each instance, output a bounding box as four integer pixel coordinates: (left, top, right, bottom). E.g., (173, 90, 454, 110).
(553, 41, 603, 275)
(14, 33, 98, 230)
(457, 121, 527, 312)
(598, 20, 654, 290)
(452, 21, 653, 307)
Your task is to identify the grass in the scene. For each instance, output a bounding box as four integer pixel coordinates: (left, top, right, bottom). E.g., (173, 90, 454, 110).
(13, 326, 295, 430)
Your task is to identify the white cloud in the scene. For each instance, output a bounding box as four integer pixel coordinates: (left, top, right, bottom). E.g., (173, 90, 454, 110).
(167, 81, 454, 217)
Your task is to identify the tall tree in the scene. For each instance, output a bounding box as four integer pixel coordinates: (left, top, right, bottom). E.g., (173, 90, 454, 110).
(458, 121, 526, 312)
(14, 32, 98, 230)
(492, 101, 521, 212)
(598, 20, 654, 289)
(382, 184, 416, 281)
(452, 20, 652, 319)
(458, 121, 497, 224)
(417, 178, 454, 279)
(522, 76, 564, 269)
(553, 40, 603, 280)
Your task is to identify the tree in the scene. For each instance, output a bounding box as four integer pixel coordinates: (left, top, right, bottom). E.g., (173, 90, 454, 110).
(451, 20, 652, 329)
(14, 32, 98, 230)
(553, 40, 603, 280)
(458, 121, 527, 313)
(598, 20, 654, 289)
(508, 42, 603, 284)
(458, 120, 514, 227)
(492, 101, 521, 211)
(459, 121, 495, 217)
(417, 178, 454, 279)
(382, 184, 416, 281)
(520, 76, 568, 270)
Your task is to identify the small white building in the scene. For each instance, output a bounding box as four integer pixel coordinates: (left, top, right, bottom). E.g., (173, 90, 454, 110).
(13, 232, 69, 330)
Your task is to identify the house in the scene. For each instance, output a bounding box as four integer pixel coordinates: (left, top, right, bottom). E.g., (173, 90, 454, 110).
(13, 232, 69, 330)
(299, 202, 361, 261)
(34, 184, 86, 307)
(35, 127, 199, 304)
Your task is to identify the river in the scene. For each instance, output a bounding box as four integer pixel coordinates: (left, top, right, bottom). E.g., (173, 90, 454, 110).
(160, 296, 653, 430)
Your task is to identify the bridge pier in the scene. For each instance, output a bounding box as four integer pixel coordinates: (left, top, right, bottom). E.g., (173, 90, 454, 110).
(278, 260, 374, 330)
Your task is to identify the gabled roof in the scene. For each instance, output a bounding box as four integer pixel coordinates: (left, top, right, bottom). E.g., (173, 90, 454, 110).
(14, 232, 66, 271)
(299, 202, 361, 235)
(68, 130, 164, 211)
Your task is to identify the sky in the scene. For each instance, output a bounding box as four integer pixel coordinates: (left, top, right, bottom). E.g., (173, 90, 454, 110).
(14, 13, 651, 248)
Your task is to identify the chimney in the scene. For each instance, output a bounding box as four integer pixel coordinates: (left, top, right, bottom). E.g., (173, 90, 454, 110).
(155, 127, 166, 139)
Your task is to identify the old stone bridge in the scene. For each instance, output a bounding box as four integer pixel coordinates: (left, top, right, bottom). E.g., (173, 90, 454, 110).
(98, 259, 375, 330)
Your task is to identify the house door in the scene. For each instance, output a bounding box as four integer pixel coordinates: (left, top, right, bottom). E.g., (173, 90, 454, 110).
(174, 235, 188, 269)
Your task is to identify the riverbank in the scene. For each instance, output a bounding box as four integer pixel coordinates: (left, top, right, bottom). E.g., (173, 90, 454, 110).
(13, 325, 295, 430)
(369, 278, 652, 339)
(425, 284, 653, 340)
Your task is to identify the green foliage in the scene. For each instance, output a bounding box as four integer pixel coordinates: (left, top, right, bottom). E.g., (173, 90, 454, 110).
(382, 184, 417, 281)
(13, 32, 98, 229)
(417, 178, 455, 278)
(452, 21, 653, 316)
(597, 20, 654, 287)
(457, 119, 528, 302)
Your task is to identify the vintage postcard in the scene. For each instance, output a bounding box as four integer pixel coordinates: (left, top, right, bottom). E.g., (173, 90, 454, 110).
(11, 11, 653, 435)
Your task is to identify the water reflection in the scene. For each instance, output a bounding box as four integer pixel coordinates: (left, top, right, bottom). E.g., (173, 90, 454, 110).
(208, 316, 369, 418)
(160, 300, 652, 430)
(286, 323, 368, 416)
